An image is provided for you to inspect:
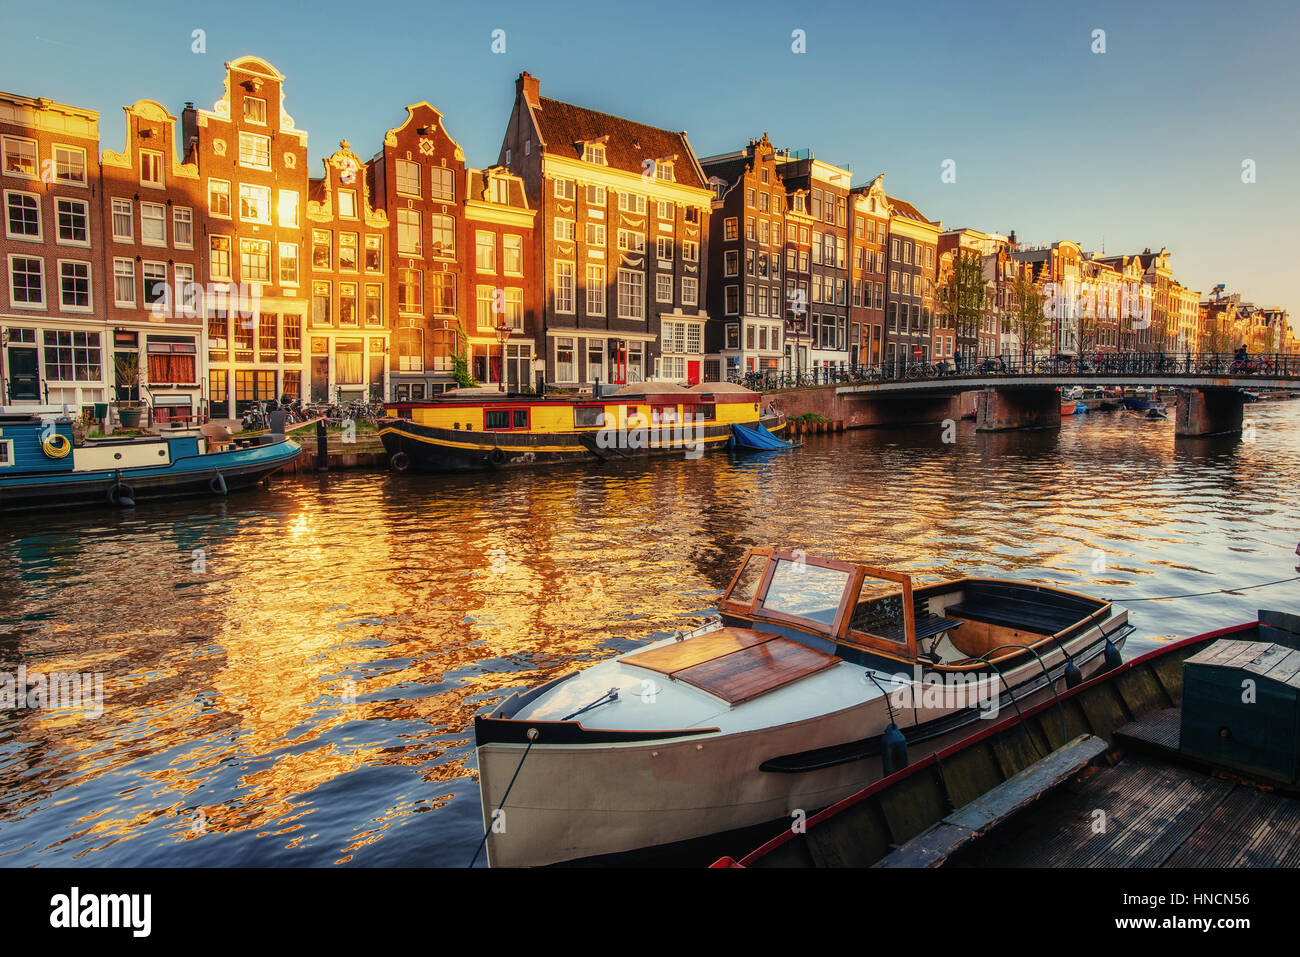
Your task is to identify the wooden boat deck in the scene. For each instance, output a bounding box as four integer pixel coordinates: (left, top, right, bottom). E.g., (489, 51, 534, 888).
(623, 627, 838, 705)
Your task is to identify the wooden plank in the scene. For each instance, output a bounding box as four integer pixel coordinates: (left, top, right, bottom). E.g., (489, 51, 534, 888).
(620, 627, 776, 676)
(876, 735, 1108, 867)
(671, 636, 838, 705)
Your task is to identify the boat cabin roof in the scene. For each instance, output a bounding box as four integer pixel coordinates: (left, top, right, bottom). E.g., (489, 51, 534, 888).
(719, 547, 925, 658)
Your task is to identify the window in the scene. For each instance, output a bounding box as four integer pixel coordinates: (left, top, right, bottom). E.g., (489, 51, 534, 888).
(476, 230, 497, 271)
(143, 261, 167, 305)
(583, 142, 606, 165)
(339, 232, 358, 271)
(2, 136, 37, 177)
(554, 218, 575, 242)
(242, 96, 267, 124)
(114, 258, 136, 305)
(54, 145, 86, 185)
(43, 330, 100, 381)
(238, 133, 271, 169)
(312, 281, 331, 325)
(311, 230, 331, 269)
(656, 237, 673, 263)
(397, 328, 423, 372)
(397, 209, 421, 255)
(365, 235, 382, 272)
(657, 200, 674, 221)
(429, 271, 456, 311)
(278, 190, 299, 228)
(238, 184, 271, 224)
(617, 229, 645, 253)
(59, 261, 91, 310)
(586, 265, 605, 316)
(556, 337, 576, 382)
(724, 218, 738, 241)
(503, 234, 523, 275)
(338, 189, 357, 218)
(109, 198, 132, 241)
(279, 243, 299, 285)
(586, 222, 606, 249)
(586, 184, 606, 207)
(554, 262, 575, 313)
(430, 166, 455, 202)
(618, 192, 647, 214)
(553, 178, 574, 200)
(475, 285, 496, 328)
(682, 277, 698, 307)
(140, 150, 163, 186)
(656, 274, 672, 303)
(392, 158, 421, 197)
(725, 285, 739, 315)
(173, 207, 193, 248)
(364, 283, 383, 325)
(5, 192, 39, 239)
(240, 239, 271, 283)
(141, 202, 166, 245)
(398, 269, 422, 314)
(655, 161, 674, 182)
(617, 269, 644, 320)
(431, 214, 454, 256)
(339, 283, 358, 325)
(209, 179, 231, 218)
(174, 263, 196, 314)
(8, 256, 43, 306)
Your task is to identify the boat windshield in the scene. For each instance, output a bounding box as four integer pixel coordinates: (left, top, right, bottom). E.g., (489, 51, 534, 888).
(727, 553, 768, 606)
(848, 575, 907, 643)
(758, 559, 850, 628)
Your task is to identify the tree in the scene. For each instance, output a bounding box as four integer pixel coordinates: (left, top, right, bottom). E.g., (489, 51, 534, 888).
(934, 250, 987, 365)
(1008, 272, 1049, 362)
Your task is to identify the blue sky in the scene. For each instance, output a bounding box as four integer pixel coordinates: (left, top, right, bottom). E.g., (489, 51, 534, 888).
(4, 0, 1297, 325)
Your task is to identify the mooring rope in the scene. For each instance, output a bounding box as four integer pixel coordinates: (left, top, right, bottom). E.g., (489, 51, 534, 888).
(468, 728, 538, 869)
(1107, 575, 1300, 603)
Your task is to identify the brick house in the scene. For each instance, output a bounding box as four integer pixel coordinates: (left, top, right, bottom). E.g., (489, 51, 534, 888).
(367, 102, 468, 398)
(884, 195, 940, 372)
(848, 175, 889, 368)
(1, 91, 107, 411)
(699, 134, 787, 381)
(497, 72, 711, 388)
(182, 56, 310, 417)
(100, 99, 204, 422)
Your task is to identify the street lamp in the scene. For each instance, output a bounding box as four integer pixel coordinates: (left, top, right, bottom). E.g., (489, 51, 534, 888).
(494, 321, 510, 393)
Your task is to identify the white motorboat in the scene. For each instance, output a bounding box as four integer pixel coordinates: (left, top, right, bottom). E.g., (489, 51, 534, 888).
(474, 547, 1131, 866)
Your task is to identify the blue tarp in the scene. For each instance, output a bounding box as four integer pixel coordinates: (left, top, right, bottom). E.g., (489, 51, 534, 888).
(731, 422, 796, 452)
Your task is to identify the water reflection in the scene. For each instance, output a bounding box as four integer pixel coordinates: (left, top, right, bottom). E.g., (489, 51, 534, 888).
(1, 402, 1298, 865)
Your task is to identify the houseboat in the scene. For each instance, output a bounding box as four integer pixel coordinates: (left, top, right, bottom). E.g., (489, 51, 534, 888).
(0, 414, 300, 512)
(378, 382, 785, 472)
(714, 610, 1300, 868)
(473, 546, 1130, 867)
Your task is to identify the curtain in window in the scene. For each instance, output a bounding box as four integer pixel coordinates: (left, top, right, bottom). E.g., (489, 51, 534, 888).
(148, 354, 196, 384)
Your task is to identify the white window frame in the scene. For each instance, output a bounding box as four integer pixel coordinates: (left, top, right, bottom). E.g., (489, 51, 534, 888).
(57, 259, 92, 312)
(173, 206, 194, 249)
(1, 135, 38, 179)
(53, 145, 87, 186)
(140, 201, 167, 247)
(617, 268, 644, 320)
(238, 132, 272, 170)
(113, 257, 136, 306)
(4, 190, 41, 241)
(55, 197, 90, 246)
(208, 179, 231, 219)
(238, 184, 272, 225)
(8, 254, 45, 309)
(554, 261, 575, 314)
(140, 149, 164, 188)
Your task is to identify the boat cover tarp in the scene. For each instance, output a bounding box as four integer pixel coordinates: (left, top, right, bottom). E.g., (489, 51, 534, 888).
(731, 422, 795, 451)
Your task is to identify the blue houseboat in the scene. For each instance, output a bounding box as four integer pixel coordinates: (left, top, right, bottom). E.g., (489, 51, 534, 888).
(0, 414, 300, 511)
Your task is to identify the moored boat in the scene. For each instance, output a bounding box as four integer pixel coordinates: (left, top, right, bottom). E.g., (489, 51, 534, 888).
(378, 382, 784, 472)
(0, 414, 300, 511)
(1060, 400, 1078, 415)
(713, 610, 1300, 868)
(473, 546, 1130, 866)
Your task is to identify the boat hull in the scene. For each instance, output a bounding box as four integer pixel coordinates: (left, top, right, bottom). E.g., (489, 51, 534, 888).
(0, 439, 300, 511)
(380, 414, 786, 472)
(476, 614, 1126, 867)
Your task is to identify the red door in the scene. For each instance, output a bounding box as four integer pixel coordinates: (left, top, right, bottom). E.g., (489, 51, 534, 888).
(687, 360, 701, 385)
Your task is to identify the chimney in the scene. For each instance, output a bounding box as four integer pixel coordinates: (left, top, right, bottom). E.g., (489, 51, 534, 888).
(517, 71, 540, 109)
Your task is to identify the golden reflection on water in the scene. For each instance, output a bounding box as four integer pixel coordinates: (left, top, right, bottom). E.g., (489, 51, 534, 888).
(1, 403, 1299, 864)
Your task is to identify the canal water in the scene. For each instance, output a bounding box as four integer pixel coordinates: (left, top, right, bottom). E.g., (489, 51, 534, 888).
(2, 402, 1299, 866)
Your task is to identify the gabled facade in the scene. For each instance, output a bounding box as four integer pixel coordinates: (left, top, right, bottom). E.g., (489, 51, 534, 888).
(1, 91, 106, 411)
(368, 102, 467, 398)
(700, 135, 787, 380)
(848, 176, 889, 367)
(183, 56, 310, 417)
(884, 195, 940, 371)
(100, 99, 204, 421)
(499, 72, 711, 388)
(305, 141, 390, 403)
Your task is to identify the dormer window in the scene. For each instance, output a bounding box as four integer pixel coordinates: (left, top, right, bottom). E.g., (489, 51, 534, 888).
(583, 143, 606, 165)
(490, 176, 509, 205)
(655, 161, 674, 182)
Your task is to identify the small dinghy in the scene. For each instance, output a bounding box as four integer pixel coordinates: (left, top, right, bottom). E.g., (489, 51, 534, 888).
(730, 421, 798, 453)
(474, 547, 1130, 866)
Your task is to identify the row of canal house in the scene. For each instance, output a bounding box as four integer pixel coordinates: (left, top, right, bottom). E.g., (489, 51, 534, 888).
(2, 58, 1278, 422)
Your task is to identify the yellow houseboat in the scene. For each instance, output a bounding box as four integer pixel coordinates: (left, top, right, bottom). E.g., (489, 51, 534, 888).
(378, 382, 786, 472)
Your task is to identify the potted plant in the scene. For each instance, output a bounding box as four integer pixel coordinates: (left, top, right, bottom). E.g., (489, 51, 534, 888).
(114, 353, 144, 429)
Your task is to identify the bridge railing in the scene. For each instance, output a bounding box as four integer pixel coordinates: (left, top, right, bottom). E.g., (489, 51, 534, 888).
(726, 352, 1300, 392)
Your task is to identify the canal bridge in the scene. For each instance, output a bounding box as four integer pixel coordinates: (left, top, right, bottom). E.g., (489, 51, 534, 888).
(757, 353, 1300, 436)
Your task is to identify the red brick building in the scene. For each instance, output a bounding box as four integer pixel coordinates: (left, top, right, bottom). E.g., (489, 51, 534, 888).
(498, 72, 712, 388)
(1, 91, 107, 411)
(182, 56, 310, 417)
(100, 99, 204, 422)
(848, 175, 889, 368)
(884, 194, 940, 372)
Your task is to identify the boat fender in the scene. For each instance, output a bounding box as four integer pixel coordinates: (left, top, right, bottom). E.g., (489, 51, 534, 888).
(106, 482, 136, 508)
(881, 722, 909, 776)
(389, 451, 411, 472)
(41, 433, 72, 459)
(1063, 656, 1083, 688)
(1103, 639, 1124, 671)
(489, 447, 506, 466)
(209, 472, 228, 496)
